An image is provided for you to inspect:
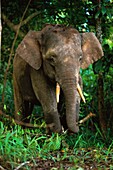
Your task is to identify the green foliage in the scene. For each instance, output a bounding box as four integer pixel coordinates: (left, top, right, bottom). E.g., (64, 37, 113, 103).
(1, 0, 113, 168)
(42, 133, 61, 153)
(0, 121, 113, 169)
(0, 80, 14, 113)
(103, 26, 113, 50)
(95, 0, 113, 19)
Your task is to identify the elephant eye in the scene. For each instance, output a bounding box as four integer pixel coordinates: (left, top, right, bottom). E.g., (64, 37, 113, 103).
(79, 55, 82, 61)
(47, 55, 56, 65)
(49, 56, 55, 62)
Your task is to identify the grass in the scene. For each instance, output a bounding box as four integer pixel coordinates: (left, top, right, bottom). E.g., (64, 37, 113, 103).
(0, 120, 113, 170)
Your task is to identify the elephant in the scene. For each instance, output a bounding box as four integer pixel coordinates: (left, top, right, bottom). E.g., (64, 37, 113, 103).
(13, 24, 103, 134)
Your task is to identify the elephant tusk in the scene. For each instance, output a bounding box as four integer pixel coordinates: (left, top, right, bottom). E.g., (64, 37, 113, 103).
(77, 84, 86, 103)
(56, 83, 60, 103)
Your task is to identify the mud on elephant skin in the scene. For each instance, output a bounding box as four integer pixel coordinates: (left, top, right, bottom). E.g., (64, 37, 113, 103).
(13, 24, 103, 133)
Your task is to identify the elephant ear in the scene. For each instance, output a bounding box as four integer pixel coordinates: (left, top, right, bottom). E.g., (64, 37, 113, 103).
(16, 30, 42, 70)
(81, 32, 104, 69)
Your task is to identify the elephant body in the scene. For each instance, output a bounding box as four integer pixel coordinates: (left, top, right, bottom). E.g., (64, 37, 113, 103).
(13, 24, 103, 133)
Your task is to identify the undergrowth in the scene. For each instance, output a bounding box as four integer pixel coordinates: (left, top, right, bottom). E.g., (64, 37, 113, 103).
(0, 120, 113, 170)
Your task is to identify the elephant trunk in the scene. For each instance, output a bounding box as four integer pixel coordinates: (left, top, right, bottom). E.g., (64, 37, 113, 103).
(59, 70, 79, 133)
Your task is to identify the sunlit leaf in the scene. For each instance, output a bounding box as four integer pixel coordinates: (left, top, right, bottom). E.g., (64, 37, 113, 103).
(3, 104, 7, 110)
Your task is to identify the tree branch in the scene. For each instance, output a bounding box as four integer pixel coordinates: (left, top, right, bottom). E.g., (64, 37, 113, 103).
(19, 11, 40, 27)
(2, 13, 25, 37)
(2, 0, 32, 104)
(2, 12, 39, 37)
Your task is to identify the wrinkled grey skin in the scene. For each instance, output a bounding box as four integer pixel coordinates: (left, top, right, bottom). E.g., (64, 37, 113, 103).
(13, 24, 103, 133)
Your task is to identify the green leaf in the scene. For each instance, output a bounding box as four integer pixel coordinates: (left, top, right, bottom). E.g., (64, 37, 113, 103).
(83, 92, 89, 97)
(93, 59, 103, 74)
(101, 6, 106, 15)
(95, 10, 101, 19)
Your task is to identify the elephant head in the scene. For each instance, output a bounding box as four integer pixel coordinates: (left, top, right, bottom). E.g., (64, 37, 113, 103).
(15, 24, 103, 133)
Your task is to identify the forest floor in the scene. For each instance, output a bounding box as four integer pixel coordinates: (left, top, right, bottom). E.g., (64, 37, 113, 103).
(28, 152, 113, 170)
(1, 148, 113, 170)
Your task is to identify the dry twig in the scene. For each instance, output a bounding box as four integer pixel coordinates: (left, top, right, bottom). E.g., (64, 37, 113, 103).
(78, 112, 96, 124)
(0, 165, 6, 170)
(14, 161, 30, 170)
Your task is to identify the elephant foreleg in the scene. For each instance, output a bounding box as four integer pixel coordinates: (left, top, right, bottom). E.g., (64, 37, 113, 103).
(23, 101, 34, 122)
(13, 74, 24, 121)
(30, 68, 62, 133)
(13, 74, 34, 124)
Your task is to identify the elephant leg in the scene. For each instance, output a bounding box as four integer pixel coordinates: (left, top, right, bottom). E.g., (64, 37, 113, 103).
(13, 74, 24, 121)
(13, 74, 34, 123)
(23, 101, 34, 123)
(30, 68, 62, 133)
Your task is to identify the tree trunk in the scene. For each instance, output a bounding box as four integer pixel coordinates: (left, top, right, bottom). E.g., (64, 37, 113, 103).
(98, 73, 107, 132)
(94, 0, 107, 133)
